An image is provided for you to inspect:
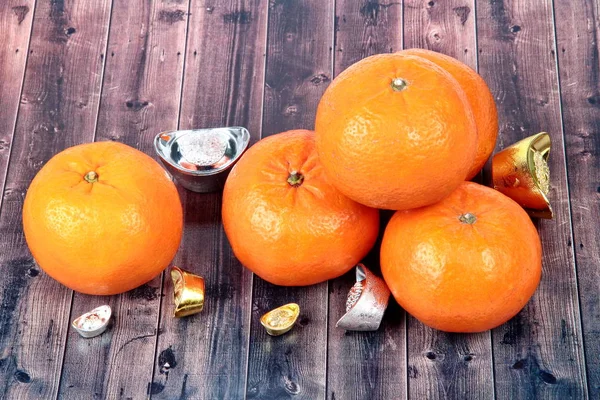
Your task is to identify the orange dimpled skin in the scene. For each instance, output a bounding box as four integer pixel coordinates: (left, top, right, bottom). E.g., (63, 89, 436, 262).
(381, 182, 542, 333)
(402, 49, 498, 179)
(315, 53, 478, 210)
(222, 130, 380, 286)
(22, 141, 183, 295)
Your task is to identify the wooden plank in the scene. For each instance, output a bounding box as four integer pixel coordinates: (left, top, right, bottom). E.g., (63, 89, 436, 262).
(476, 0, 588, 398)
(0, 0, 35, 209)
(553, 0, 600, 397)
(0, 1, 111, 398)
(245, 0, 333, 399)
(326, 2, 406, 400)
(402, 1, 495, 398)
(57, 1, 188, 398)
(151, 1, 268, 398)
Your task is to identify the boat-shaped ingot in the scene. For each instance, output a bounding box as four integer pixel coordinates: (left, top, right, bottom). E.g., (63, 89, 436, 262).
(72, 305, 112, 338)
(260, 303, 300, 336)
(492, 132, 553, 219)
(336, 264, 390, 331)
(154, 127, 250, 193)
(171, 266, 205, 318)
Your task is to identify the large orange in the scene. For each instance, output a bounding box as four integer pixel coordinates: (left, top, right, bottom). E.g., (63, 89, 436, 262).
(381, 182, 542, 332)
(23, 141, 183, 295)
(222, 130, 379, 286)
(315, 53, 477, 210)
(402, 49, 498, 179)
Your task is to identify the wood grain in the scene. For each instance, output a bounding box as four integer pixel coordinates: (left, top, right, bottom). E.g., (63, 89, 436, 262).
(553, 0, 600, 397)
(151, 1, 268, 399)
(404, 0, 476, 64)
(245, 0, 333, 399)
(57, 1, 188, 398)
(403, 1, 495, 398)
(0, 0, 35, 210)
(476, 0, 588, 398)
(326, 2, 405, 399)
(0, 1, 111, 398)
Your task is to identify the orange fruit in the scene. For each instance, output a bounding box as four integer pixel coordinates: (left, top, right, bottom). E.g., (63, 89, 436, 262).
(402, 49, 498, 179)
(23, 141, 183, 295)
(315, 53, 477, 210)
(381, 181, 542, 332)
(222, 129, 379, 286)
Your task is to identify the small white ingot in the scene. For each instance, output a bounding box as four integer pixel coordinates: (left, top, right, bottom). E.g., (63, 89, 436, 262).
(72, 305, 112, 338)
(260, 303, 300, 336)
(336, 264, 390, 331)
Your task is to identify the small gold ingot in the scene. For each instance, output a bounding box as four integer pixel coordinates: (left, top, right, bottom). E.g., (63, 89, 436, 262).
(492, 132, 553, 219)
(260, 303, 300, 336)
(171, 266, 205, 318)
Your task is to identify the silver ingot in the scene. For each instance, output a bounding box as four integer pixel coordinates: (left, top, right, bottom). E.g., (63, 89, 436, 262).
(72, 305, 112, 338)
(336, 264, 390, 331)
(154, 127, 250, 193)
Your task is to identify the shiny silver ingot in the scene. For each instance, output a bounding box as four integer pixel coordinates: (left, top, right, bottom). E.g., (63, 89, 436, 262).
(154, 127, 250, 193)
(72, 305, 112, 338)
(336, 264, 390, 331)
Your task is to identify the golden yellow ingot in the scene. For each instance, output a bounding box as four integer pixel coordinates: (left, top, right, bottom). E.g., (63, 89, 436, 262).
(492, 132, 553, 219)
(171, 266, 205, 317)
(260, 303, 300, 336)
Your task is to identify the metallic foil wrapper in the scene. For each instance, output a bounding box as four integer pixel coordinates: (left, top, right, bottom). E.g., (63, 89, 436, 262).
(492, 132, 552, 218)
(72, 305, 112, 338)
(171, 266, 205, 318)
(336, 264, 390, 331)
(260, 303, 300, 336)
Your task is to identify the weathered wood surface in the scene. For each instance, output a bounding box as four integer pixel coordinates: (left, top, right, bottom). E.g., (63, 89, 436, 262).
(57, 1, 188, 398)
(0, 0, 35, 211)
(0, 0, 597, 399)
(245, 1, 333, 399)
(0, 0, 111, 398)
(152, 1, 267, 399)
(554, 0, 600, 397)
(325, 2, 406, 400)
(477, 0, 588, 398)
(403, 1, 496, 399)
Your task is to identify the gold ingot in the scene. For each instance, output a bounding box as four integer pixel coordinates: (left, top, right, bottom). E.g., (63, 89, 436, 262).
(492, 132, 553, 219)
(260, 303, 300, 336)
(171, 266, 205, 317)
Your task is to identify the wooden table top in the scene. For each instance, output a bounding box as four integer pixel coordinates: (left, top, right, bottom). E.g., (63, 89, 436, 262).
(0, 1, 598, 399)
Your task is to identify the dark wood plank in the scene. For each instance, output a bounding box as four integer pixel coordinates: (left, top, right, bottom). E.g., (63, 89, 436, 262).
(0, 1, 111, 398)
(326, 2, 406, 400)
(151, 1, 268, 398)
(476, 0, 588, 398)
(554, 0, 600, 397)
(402, 1, 495, 398)
(246, 0, 334, 399)
(57, 1, 188, 398)
(0, 0, 35, 209)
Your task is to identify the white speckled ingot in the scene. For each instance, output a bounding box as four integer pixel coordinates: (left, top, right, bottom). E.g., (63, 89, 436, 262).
(72, 305, 112, 338)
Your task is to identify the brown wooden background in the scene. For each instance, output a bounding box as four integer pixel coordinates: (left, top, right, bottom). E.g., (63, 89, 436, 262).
(0, 0, 598, 399)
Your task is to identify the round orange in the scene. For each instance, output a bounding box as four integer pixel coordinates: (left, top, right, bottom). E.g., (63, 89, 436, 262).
(23, 141, 183, 295)
(222, 130, 379, 286)
(402, 49, 498, 179)
(381, 181, 542, 332)
(315, 53, 477, 210)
